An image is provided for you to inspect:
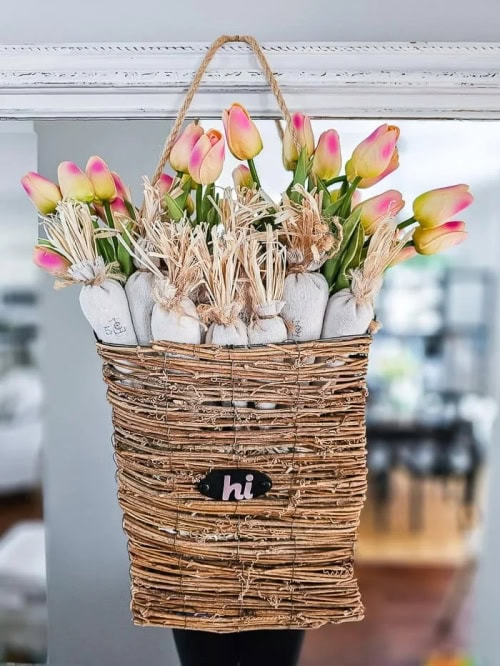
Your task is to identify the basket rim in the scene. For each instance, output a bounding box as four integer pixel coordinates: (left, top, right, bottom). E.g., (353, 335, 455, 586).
(95, 333, 373, 353)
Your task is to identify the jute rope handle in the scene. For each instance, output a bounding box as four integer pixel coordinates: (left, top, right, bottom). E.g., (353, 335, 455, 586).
(147, 34, 295, 195)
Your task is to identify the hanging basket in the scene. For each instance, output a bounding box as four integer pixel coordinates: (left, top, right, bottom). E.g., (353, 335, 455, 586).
(96, 34, 373, 633)
(98, 336, 370, 632)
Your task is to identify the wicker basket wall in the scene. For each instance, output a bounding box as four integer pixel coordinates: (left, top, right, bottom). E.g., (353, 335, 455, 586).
(97, 335, 371, 633)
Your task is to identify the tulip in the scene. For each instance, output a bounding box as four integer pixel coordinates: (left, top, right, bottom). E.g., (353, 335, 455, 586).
(282, 112, 314, 170)
(94, 198, 130, 224)
(32, 246, 70, 275)
(413, 184, 474, 228)
(348, 149, 399, 189)
(222, 103, 263, 160)
(186, 195, 195, 216)
(110, 197, 129, 217)
(347, 124, 400, 180)
(389, 245, 418, 267)
(311, 130, 342, 181)
(413, 221, 467, 255)
(21, 172, 62, 215)
(57, 162, 94, 202)
(157, 173, 174, 197)
(353, 190, 405, 235)
(232, 165, 254, 189)
(111, 171, 132, 202)
(86, 156, 116, 202)
(170, 122, 205, 174)
(188, 129, 225, 185)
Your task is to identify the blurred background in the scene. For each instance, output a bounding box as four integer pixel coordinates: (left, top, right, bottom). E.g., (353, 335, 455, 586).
(0, 118, 498, 666)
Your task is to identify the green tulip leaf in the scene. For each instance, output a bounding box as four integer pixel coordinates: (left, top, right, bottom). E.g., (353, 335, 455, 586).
(164, 192, 186, 222)
(334, 223, 365, 292)
(290, 148, 309, 203)
(322, 208, 363, 289)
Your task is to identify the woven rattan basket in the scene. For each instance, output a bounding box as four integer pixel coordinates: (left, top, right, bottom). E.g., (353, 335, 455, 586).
(97, 335, 371, 632)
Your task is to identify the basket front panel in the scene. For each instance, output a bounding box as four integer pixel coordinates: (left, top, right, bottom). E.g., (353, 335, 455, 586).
(98, 337, 371, 632)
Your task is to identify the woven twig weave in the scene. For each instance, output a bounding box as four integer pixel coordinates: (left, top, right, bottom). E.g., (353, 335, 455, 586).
(97, 336, 371, 633)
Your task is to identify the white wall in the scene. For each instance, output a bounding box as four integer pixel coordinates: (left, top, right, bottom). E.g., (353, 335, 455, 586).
(36, 120, 179, 666)
(1, 0, 499, 42)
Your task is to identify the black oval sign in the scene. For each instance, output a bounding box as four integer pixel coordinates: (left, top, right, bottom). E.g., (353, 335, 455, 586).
(197, 468, 272, 501)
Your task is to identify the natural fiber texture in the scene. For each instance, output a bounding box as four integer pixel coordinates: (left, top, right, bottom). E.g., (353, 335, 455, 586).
(140, 34, 297, 217)
(351, 221, 411, 306)
(97, 335, 371, 632)
(279, 187, 342, 271)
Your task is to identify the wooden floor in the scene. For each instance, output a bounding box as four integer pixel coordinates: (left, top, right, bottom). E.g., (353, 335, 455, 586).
(0, 493, 471, 666)
(301, 565, 470, 666)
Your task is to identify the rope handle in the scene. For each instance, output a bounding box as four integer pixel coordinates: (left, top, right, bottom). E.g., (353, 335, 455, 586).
(148, 34, 294, 188)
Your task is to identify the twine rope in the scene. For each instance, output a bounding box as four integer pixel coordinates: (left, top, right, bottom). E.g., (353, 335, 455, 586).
(141, 34, 296, 217)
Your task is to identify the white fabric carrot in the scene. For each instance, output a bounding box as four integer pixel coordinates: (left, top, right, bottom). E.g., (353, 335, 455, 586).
(278, 187, 341, 341)
(44, 201, 137, 345)
(322, 221, 411, 338)
(242, 227, 287, 408)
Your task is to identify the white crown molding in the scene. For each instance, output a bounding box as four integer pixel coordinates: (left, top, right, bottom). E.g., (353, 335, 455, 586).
(1, 41, 500, 119)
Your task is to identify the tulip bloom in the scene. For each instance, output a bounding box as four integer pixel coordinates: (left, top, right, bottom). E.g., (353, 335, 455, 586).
(57, 162, 94, 202)
(413, 221, 467, 255)
(157, 173, 174, 197)
(21, 172, 62, 215)
(32, 246, 70, 275)
(389, 245, 418, 267)
(311, 130, 341, 180)
(188, 129, 225, 185)
(111, 171, 132, 202)
(223, 103, 263, 160)
(353, 190, 405, 235)
(110, 197, 129, 217)
(282, 112, 314, 170)
(413, 184, 474, 228)
(86, 156, 116, 202)
(349, 149, 399, 189)
(170, 122, 205, 174)
(347, 124, 400, 180)
(232, 165, 254, 189)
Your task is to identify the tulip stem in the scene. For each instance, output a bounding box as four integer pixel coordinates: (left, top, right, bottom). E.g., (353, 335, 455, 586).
(398, 216, 417, 229)
(196, 184, 203, 225)
(325, 175, 347, 187)
(340, 177, 361, 218)
(124, 201, 137, 221)
(103, 201, 115, 229)
(247, 159, 261, 190)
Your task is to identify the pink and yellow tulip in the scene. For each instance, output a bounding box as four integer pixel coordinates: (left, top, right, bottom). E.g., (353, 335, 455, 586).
(282, 112, 315, 170)
(311, 130, 341, 181)
(21, 172, 62, 215)
(111, 171, 132, 202)
(350, 149, 400, 189)
(413, 220, 467, 255)
(109, 197, 129, 217)
(413, 184, 474, 228)
(32, 246, 70, 275)
(389, 245, 418, 267)
(188, 129, 225, 185)
(232, 164, 254, 189)
(347, 124, 400, 180)
(222, 103, 263, 160)
(169, 122, 205, 174)
(353, 190, 405, 235)
(86, 156, 116, 202)
(157, 173, 174, 197)
(57, 162, 94, 202)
